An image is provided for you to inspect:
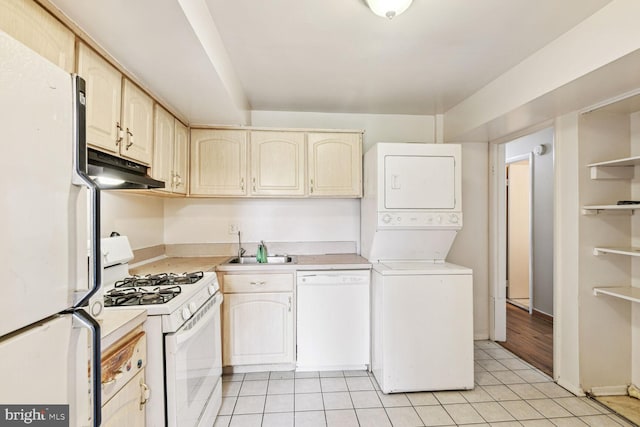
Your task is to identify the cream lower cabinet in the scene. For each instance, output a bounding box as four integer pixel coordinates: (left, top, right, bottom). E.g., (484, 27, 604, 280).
(222, 273, 294, 366)
(308, 132, 362, 197)
(0, 0, 75, 73)
(152, 106, 189, 194)
(102, 370, 146, 427)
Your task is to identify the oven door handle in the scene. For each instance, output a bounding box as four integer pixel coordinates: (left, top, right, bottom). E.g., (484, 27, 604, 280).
(173, 294, 222, 346)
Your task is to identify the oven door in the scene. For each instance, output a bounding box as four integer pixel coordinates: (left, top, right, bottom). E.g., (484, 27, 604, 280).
(165, 293, 223, 427)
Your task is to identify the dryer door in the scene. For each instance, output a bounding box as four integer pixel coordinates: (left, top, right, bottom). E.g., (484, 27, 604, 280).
(384, 155, 456, 209)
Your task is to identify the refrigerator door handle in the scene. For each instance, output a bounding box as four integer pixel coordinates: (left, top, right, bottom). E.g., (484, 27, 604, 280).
(71, 309, 102, 427)
(70, 75, 102, 308)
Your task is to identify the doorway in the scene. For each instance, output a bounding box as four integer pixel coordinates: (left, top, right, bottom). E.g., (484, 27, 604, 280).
(490, 127, 554, 378)
(506, 158, 532, 312)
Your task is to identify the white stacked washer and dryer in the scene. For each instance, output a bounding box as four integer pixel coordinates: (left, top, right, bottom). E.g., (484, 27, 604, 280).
(361, 142, 474, 394)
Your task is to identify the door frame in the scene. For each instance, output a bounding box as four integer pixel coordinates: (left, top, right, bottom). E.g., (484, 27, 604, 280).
(489, 145, 534, 341)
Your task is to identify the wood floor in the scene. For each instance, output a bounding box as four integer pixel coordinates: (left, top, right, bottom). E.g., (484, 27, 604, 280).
(498, 302, 553, 377)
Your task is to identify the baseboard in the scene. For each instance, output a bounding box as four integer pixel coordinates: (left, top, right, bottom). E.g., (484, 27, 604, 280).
(590, 385, 629, 396)
(532, 309, 553, 323)
(556, 378, 585, 397)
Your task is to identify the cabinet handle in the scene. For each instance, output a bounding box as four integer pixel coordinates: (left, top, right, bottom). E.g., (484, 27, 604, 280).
(126, 128, 134, 149)
(240, 178, 245, 191)
(140, 381, 150, 409)
(175, 173, 182, 188)
(310, 178, 314, 194)
(252, 177, 256, 192)
(288, 296, 292, 312)
(250, 281, 266, 286)
(115, 122, 123, 146)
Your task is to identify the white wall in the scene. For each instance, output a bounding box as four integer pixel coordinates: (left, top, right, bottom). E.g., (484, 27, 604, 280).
(164, 198, 360, 247)
(100, 192, 164, 249)
(449, 142, 490, 339)
(553, 113, 582, 393)
(251, 111, 436, 151)
(505, 128, 555, 316)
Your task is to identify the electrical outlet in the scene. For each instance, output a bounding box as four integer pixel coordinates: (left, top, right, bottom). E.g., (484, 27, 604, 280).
(228, 223, 239, 234)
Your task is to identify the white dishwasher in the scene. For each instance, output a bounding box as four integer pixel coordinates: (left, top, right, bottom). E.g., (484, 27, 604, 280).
(296, 270, 370, 371)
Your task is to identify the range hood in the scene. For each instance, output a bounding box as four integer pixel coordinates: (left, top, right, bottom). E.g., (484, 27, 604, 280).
(87, 148, 165, 189)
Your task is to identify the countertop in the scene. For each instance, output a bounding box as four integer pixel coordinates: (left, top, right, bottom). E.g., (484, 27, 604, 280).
(101, 309, 147, 351)
(128, 254, 371, 275)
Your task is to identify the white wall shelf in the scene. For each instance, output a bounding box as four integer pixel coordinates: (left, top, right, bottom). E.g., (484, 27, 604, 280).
(582, 205, 638, 215)
(593, 286, 640, 304)
(588, 156, 640, 179)
(593, 247, 640, 257)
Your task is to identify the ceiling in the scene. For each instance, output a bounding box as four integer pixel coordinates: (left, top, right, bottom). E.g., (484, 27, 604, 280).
(49, 0, 613, 124)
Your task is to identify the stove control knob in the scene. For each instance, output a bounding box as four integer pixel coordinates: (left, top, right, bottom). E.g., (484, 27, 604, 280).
(449, 214, 459, 224)
(381, 214, 392, 224)
(189, 302, 198, 313)
(208, 285, 216, 296)
(181, 307, 191, 321)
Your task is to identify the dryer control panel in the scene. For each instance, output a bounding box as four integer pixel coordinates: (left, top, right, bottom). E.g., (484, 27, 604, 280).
(377, 211, 463, 229)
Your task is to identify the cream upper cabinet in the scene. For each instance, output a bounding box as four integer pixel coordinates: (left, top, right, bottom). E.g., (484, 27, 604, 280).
(308, 132, 362, 197)
(151, 105, 175, 193)
(0, 0, 75, 73)
(190, 129, 248, 196)
(173, 121, 189, 195)
(78, 44, 153, 165)
(151, 106, 189, 195)
(121, 80, 154, 165)
(77, 43, 122, 155)
(250, 131, 305, 196)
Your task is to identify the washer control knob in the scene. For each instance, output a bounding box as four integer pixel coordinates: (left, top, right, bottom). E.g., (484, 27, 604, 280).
(189, 302, 198, 313)
(181, 307, 192, 321)
(382, 214, 392, 224)
(208, 285, 216, 296)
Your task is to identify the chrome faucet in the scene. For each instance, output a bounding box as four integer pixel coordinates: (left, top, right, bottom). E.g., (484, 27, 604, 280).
(237, 231, 246, 263)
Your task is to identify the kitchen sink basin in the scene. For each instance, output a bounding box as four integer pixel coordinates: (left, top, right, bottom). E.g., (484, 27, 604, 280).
(227, 255, 296, 264)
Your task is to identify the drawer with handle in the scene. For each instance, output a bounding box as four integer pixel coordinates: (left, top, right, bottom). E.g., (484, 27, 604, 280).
(222, 273, 294, 293)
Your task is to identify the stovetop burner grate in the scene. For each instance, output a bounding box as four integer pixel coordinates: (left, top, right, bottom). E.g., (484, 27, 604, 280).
(114, 271, 204, 289)
(104, 285, 183, 307)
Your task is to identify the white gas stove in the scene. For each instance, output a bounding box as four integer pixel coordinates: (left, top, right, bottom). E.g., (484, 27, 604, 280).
(101, 236, 223, 427)
(104, 271, 220, 333)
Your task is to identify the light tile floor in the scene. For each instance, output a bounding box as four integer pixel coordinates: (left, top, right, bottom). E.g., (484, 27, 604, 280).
(213, 340, 632, 427)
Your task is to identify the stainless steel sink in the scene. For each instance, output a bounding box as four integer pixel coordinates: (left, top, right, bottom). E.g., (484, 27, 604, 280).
(227, 255, 296, 264)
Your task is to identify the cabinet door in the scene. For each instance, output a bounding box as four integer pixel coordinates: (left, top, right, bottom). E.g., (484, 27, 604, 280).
(122, 80, 154, 165)
(250, 131, 305, 196)
(0, 0, 75, 73)
(102, 370, 146, 427)
(77, 43, 122, 155)
(151, 105, 174, 192)
(190, 129, 248, 196)
(223, 292, 293, 366)
(308, 132, 362, 197)
(173, 121, 189, 195)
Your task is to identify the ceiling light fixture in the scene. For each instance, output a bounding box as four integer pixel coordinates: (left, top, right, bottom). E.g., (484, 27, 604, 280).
(365, 0, 413, 19)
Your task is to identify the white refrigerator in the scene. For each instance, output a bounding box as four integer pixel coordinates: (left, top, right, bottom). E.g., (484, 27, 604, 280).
(0, 31, 102, 426)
